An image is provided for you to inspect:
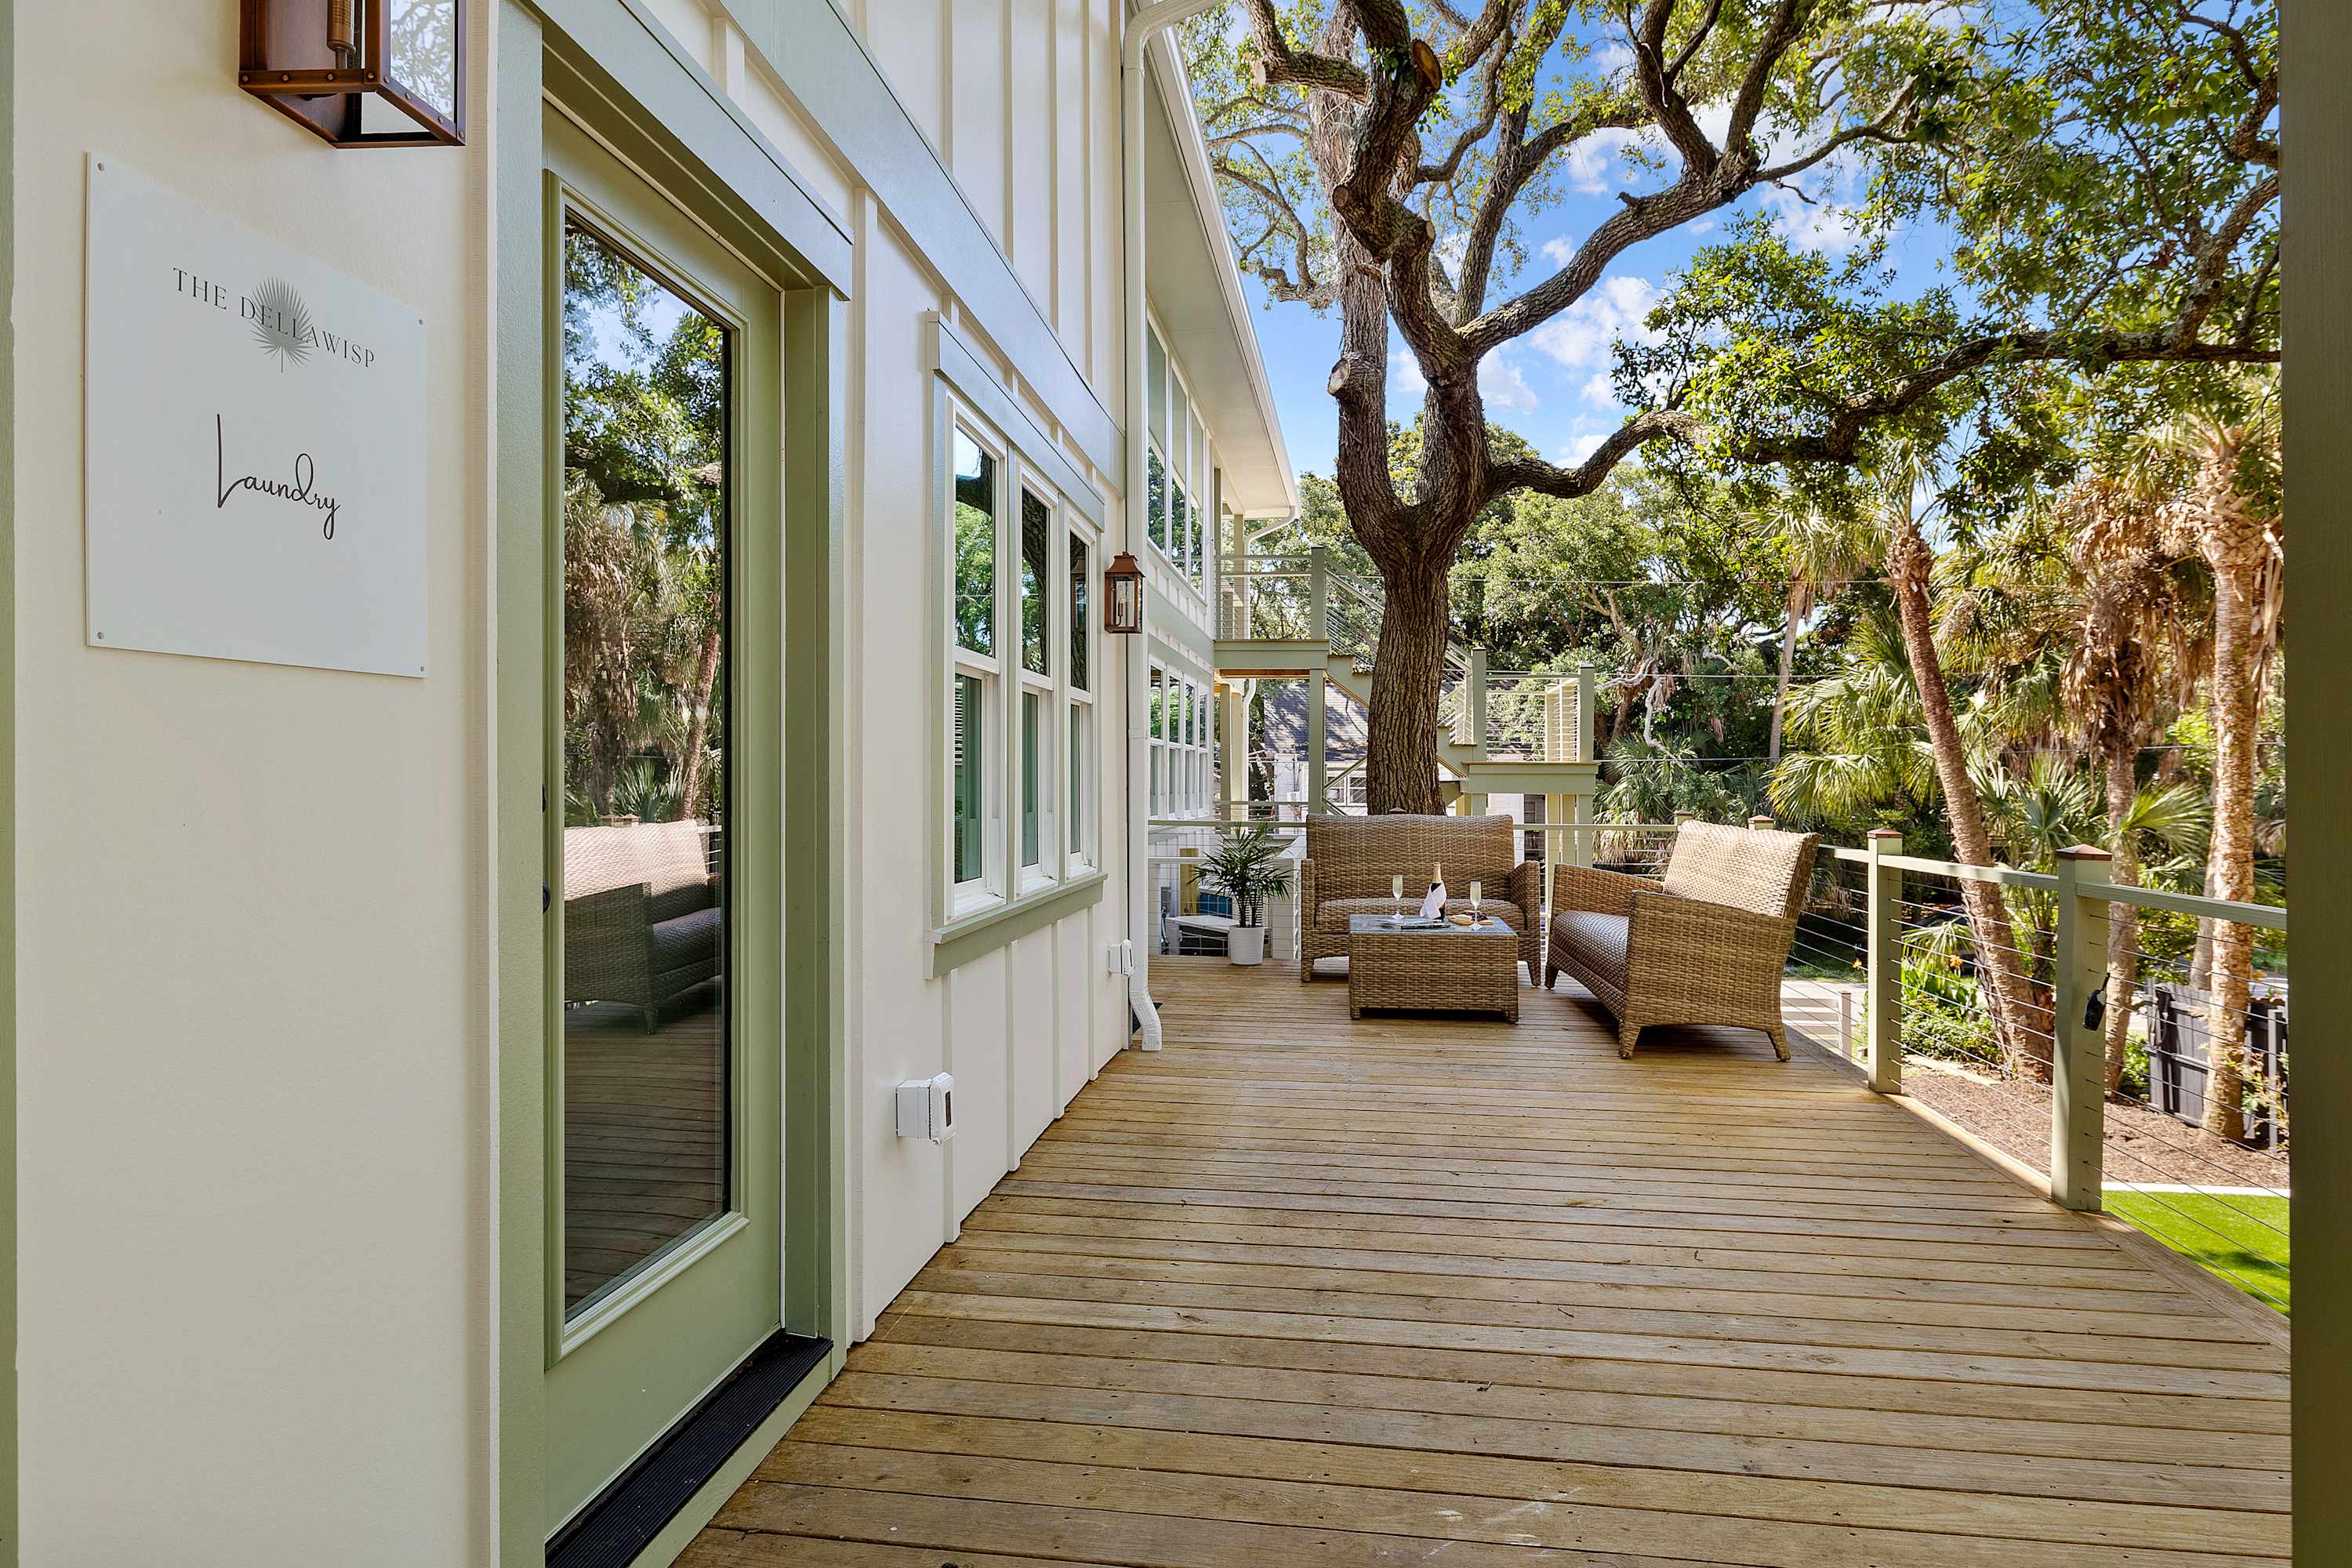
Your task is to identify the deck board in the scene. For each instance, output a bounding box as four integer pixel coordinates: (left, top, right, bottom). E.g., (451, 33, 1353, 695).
(684, 959, 2291, 1567)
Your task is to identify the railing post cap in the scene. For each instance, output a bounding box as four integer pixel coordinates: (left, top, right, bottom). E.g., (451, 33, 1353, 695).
(1866, 828, 1903, 840)
(2054, 844, 2114, 862)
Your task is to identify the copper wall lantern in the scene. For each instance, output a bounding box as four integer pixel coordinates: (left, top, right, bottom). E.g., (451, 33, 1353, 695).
(1103, 553, 1145, 633)
(240, 0, 466, 147)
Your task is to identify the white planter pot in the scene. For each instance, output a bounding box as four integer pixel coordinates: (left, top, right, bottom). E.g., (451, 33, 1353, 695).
(1228, 925, 1267, 966)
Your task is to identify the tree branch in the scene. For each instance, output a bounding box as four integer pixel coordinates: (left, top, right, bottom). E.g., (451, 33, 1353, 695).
(1754, 82, 1924, 182)
(1488, 409, 1708, 501)
(1239, 0, 1372, 100)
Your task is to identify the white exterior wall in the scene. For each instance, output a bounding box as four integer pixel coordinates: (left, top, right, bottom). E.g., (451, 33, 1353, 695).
(679, 0, 1142, 1338)
(6, 0, 1278, 1559)
(9, 2, 492, 1562)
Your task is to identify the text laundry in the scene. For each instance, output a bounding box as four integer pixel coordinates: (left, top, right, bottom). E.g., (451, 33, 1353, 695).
(214, 412, 342, 539)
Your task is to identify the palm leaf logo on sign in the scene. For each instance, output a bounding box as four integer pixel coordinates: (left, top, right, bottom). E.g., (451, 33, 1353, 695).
(249, 277, 313, 370)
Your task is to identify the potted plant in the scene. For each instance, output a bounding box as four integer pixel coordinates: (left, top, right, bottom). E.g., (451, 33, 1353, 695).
(1198, 824, 1294, 966)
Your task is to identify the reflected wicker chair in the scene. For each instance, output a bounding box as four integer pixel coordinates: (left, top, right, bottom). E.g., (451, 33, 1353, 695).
(563, 820, 721, 1032)
(1544, 821, 1820, 1060)
(1298, 813, 1541, 985)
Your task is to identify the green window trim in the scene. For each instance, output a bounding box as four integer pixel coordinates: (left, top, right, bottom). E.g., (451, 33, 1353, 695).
(929, 871, 1108, 978)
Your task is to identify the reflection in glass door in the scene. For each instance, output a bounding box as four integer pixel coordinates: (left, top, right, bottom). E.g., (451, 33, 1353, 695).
(558, 220, 732, 1316)
(541, 107, 784, 1543)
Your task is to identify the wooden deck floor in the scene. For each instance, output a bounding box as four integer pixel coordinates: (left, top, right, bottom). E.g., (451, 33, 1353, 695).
(686, 959, 2292, 1567)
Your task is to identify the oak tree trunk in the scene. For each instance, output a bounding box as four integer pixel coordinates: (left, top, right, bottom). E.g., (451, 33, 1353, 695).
(1886, 520, 2051, 1079)
(1363, 572, 1451, 815)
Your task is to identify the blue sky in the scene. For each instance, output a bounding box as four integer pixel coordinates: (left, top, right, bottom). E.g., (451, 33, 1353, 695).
(1218, 42, 1955, 485)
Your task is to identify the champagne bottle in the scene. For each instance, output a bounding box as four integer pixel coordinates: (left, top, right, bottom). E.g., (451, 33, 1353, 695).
(1419, 859, 1448, 920)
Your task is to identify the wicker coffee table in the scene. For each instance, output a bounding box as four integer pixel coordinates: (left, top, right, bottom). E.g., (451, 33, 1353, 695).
(1346, 914, 1520, 1022)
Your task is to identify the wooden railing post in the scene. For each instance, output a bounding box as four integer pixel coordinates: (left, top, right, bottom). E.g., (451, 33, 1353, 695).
(1465, 647, 1489, 754)
(1865, 829, 1904, 1095)
(1575, 664, 1595, 763)
(1308, 545, 1330, 646)
(2051, 844, 2114, 1211)
(1306, 673, 1327, 816)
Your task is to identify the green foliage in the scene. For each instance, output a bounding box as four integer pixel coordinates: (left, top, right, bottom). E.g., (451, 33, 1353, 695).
(561, 227, 730, 828)
(1196, 825, 1296, 928)
(1893, 923, 2003, 1067)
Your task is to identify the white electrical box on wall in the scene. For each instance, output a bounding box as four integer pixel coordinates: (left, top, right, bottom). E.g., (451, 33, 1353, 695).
(895, 1073, 955, 1143)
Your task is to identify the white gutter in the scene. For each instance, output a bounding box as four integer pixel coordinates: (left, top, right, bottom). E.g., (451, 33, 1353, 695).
(1123, 0, 1225, 1049)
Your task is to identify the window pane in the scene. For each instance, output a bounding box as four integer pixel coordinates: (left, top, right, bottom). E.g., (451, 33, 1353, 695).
(1147, 448, 1166, 551)
(1020, 489, 1050, 676)
(1171, 481, 1189, 570)
(558, 220, 730, 1319)
(1189, 495, 1203, 580)
(1069, 535, 1090, 694)
(1147, 327, 1169, 448)
(1069, 705, 1086, 855)
(953, 672, 985, 885)
(1021, 690, 1042, 867)
(953, 433, 996, 657)
(1149, 670, 1164, 739)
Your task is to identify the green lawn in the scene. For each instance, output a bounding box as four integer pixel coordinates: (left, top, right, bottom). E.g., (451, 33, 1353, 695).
(2106, 1190, 2291, 1314)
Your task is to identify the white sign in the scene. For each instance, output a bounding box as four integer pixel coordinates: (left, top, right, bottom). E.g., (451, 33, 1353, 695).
(85, 155, 427, 677)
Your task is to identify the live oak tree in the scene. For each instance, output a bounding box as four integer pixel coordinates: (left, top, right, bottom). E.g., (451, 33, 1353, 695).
(1189, 0, 2278, 815)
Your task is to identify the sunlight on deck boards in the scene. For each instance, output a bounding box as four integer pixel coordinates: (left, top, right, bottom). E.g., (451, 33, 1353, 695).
(684, 958, 2292, 1568)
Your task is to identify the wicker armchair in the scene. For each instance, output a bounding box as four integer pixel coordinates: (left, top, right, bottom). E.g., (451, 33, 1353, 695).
(1545, 821, 1820, 1060)
(1298, 813, 1541, 985)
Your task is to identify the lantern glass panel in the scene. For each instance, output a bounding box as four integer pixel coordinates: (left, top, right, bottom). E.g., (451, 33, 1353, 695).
(387, 0, 460, 124)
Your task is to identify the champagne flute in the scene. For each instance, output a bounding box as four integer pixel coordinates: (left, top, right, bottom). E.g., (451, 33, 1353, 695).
(1392, 873, 1405, 923)
(1470, 880, 1483, 924)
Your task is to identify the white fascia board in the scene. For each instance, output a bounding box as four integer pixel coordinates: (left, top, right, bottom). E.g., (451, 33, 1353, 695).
(1143, 30, 1298, 516)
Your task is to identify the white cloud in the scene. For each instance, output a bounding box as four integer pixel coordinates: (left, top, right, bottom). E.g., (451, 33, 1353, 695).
(1560, 102, 1737, 195)
(1579, 370, 1618, 408)
(1589, 40, 1635, 74)
(1564, 127, 1642, 194)
(1388, 347, 1427, 400)
(1760, 147, 1873, 256)
(1530, 274, 1662, 370)
(1559, 427, 1609, 465)
(1479, 354, 1537, 412)
(1390, 344, 1537, 412)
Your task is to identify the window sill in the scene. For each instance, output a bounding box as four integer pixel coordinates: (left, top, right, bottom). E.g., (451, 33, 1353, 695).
(930, 870, 1108, 978)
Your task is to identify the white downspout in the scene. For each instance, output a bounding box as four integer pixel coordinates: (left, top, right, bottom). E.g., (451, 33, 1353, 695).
(1123, 0, 1223, 1049)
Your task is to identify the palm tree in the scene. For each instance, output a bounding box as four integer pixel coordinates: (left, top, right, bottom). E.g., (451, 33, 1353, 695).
(2047, 473, 2210, 1087)
(1766, 497, 1878, 769)
(1872, 457, 2052, 1078)
(2143, 390, 2285, 1140)
(1768, 602, 1938, 825)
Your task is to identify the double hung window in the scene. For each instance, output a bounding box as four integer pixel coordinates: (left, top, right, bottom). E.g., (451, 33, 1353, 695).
(943, 395, 1100, 923)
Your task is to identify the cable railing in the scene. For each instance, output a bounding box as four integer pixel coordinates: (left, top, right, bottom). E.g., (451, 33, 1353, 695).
(1215, 552, 1317, 641)
(1484, 815, 2293, 1309)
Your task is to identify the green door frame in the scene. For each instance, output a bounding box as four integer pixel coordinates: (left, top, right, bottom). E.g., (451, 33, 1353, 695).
(495, 2, 850, 1559)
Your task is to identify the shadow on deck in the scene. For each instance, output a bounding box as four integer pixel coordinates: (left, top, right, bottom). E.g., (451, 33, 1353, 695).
(686, 957, 2291, 1567)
